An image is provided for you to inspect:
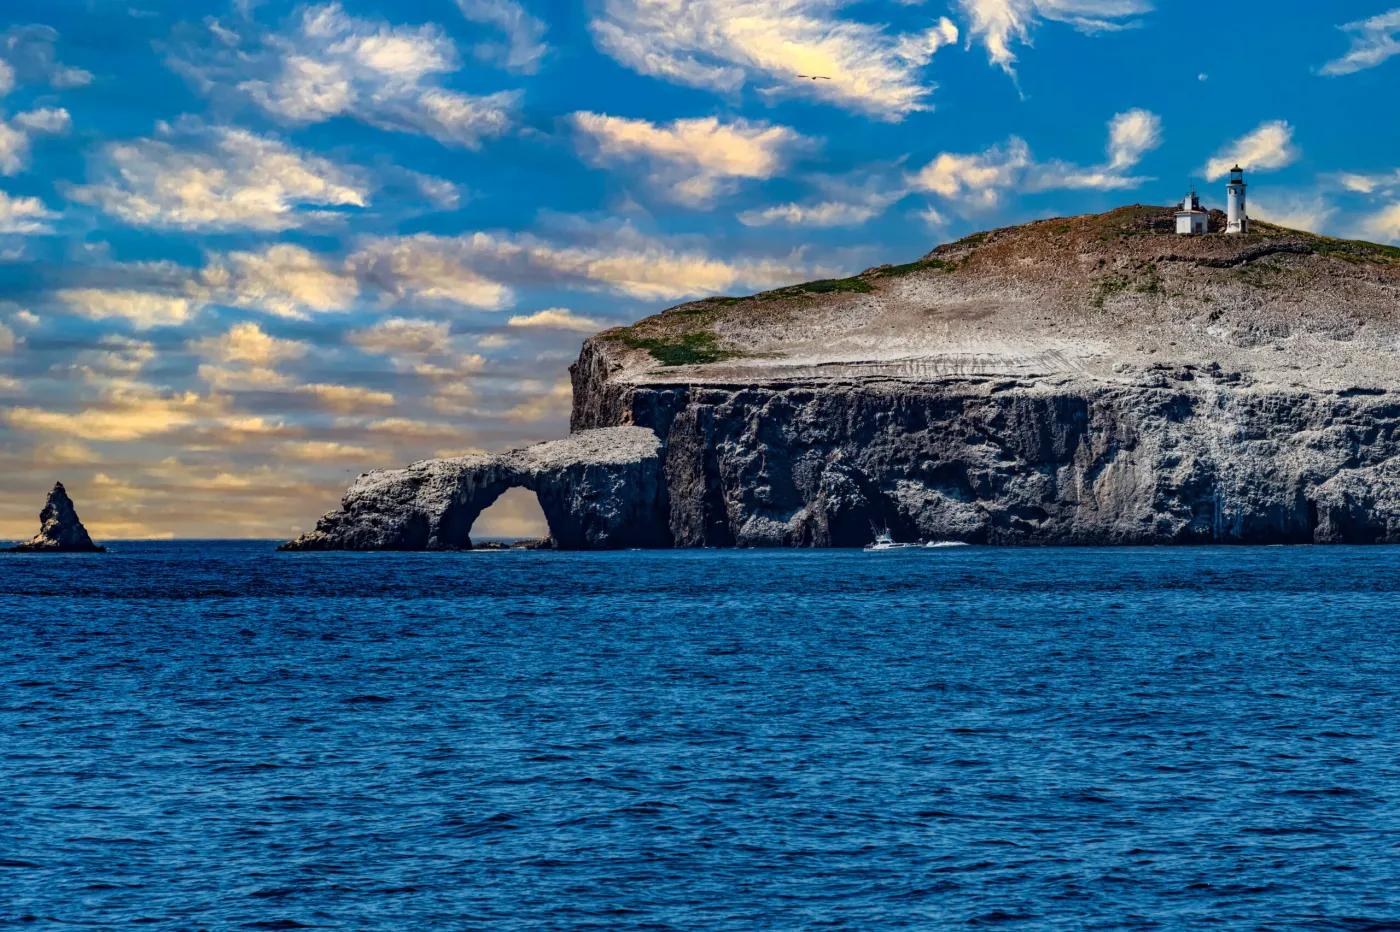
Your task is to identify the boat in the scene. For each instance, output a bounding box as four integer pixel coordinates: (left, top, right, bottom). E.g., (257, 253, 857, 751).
(864, 529, 924, 552)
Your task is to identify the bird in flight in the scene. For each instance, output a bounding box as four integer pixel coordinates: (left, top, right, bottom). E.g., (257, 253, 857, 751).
(797, 74, 831, 80)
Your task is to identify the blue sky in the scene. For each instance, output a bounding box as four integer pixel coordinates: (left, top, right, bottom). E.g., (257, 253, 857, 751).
(1, 0, 1397, 538)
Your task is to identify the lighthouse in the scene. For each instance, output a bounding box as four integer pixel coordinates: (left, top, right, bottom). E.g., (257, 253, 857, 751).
(1226, 165, 1248, 235)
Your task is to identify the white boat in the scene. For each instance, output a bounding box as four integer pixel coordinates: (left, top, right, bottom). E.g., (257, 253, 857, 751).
(864, 528, 970, 551)
(864, 529, 924, 551)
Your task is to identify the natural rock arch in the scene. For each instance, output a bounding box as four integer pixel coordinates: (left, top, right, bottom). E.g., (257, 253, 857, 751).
(282, 427, 671, 551)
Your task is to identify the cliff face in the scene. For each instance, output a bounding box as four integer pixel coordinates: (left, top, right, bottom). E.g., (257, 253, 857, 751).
(292, 206, 1400, 550)
(570, 207, 1400, 546)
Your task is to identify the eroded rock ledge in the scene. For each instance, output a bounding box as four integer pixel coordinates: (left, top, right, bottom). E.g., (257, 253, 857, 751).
(280, 427, 669, 551)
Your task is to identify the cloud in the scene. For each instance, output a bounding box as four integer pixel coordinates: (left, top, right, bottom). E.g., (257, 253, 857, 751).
(184, 3, 518, 149)
(958, 0, 1150, 76)
(0, 61, 12, 97)
(6, 385, 216, 441)
(300, 383, 395, 412)
(1202, 120, 1297, 181)
(0, 107, 70, 175)
(1339, 170, 1400, 196)
(572, 112, 805, 204)
(0, 321, 13, 353)
(0, 190, 57, 233)
(504, 380, 572, 422)
(349, 317, 453, 358)
(1250, 194, 1337, 234)
(912, 137, 1032, 207)
(508, 308, 604, 332)
(56, 288, 195, 330)
(352, 236, 513, 309)
(1107, 108, 1162, 170)
(279, 440, 377, 462)
(202, 244, 358, 318)
(0, 25, 93, 90)
(67, 125, 367, 231)
(190, 321, 309, 389)
(354, 225, 819, 302)
(913, 109, 1161, 208)
(74, 335, 156, 379)
(1362, 203, 1400, 244)
(590, 0, 959, 120)
(457, 0, 548, 73)
(1320, 8, 1400, 76)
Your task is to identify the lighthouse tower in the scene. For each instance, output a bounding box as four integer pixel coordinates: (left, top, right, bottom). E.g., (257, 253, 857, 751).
(1226, 165, 1248, 235)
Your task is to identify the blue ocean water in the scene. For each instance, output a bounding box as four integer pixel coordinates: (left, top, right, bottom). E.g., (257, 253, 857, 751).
(2, 543, 1399, 929)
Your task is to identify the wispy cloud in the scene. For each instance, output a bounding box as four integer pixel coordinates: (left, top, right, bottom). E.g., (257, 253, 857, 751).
(1362, 203, 1400, 243)
(349, 220, 824, 304)
(590, 0, 958, 120)
(0, 107, 70, 175)
(456, 0, 548, 73)
(177, 3, 519, 149)
(0, 25, 93, 90)
(0, 190, 57, 233)
(739, 168, 907, 228)
(1319, 8, 1400, 76)
(571, 112, 806, 205)
(912, 109, 1161, 208)
(1202, 120, 1297, 181)
(66, 124, 367, 231)
(958, 0, 1150, 77)
(1250, 194, 1337, 234)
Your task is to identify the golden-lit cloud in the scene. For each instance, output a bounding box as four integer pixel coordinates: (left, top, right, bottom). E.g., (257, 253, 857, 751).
(203, 243, 358, 318)
(507, 307, 603, 332)
(190, 321, 309, 389)
(6, 385, 214, 441)
(67, 125, 368, 231)
(56, 288, 195, 329)
(1202, 121, 1297, 181)
(571, 112, 806, 204)
(279, 439, 378, 461)
(348, 317, 453, 357)
(590, 0, 959, 119)
(504, 379, 572, 422)
(301, 382, 396, 411)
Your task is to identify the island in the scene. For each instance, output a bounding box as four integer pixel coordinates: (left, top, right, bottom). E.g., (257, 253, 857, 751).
(284, 204, 1400, 550)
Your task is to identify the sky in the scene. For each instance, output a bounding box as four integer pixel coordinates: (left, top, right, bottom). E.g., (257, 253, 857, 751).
(0, 0, 1398, 540)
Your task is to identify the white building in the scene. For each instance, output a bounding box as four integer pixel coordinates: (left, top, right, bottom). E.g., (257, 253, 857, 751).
(1175, 189, 1208, 235)
(1226, 165, 1248, 234)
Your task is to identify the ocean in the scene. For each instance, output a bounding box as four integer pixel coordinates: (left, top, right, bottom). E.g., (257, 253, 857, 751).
(2, 542, 1398, 928)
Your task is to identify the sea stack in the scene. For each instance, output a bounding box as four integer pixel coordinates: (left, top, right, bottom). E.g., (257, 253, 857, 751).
(9, 482, 106, 553)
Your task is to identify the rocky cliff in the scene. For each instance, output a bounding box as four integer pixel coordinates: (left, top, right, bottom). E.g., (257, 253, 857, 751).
(291, 206, 1400, 549)
(10, 482, 106, 553)
(282, 427, 668, 550)
(570, 207, 1400, 546)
